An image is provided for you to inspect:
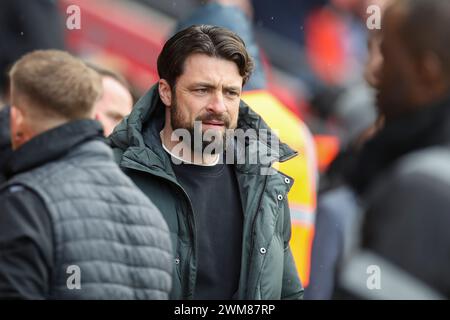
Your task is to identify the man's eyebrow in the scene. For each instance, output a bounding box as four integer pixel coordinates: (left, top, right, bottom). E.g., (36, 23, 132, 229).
(189, 82, 217, 89)
(223, 85, 241, 92)
(188, 83, 241, 92)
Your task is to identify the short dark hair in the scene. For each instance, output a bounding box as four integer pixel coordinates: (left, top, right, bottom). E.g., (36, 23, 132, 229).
(157, 25, 254, 88)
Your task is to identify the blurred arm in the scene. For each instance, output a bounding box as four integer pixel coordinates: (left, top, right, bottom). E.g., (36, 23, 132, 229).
(0, 186, 53, 299)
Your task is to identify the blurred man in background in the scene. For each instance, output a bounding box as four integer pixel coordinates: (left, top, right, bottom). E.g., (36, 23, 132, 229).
(305, 0, 391, 300)
(344, 0, 450, 298)
(89, 64, 134, 137)
(0, 50, 173, 299)
(0, 63, 133, 182)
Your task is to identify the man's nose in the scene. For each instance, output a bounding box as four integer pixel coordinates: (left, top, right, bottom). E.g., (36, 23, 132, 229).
(206, 91, 226, 114)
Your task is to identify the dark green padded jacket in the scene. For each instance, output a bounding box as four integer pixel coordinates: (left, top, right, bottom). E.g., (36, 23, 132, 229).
(109, 85, 304, 300)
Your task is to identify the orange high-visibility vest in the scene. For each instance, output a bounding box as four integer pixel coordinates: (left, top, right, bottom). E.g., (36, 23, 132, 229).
(242, 90, 317, 287)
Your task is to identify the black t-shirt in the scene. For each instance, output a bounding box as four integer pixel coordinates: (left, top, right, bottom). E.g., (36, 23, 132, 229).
(171, 159, 244, 300)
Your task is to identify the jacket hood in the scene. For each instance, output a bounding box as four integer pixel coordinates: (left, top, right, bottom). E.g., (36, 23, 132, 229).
(108, 84, 297, 173)
(5, 119, 104, 179)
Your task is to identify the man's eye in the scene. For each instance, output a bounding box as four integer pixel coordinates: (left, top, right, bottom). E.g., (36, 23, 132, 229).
(226, 91, 239, 97)
(195, 88, 208, 94)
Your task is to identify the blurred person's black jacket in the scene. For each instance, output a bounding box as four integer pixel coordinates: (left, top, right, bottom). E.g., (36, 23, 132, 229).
(346, 94, 450, 297)
(0, 0, 65, 94)
(305, 123, 366, 299)
(0, 106, 12, 184)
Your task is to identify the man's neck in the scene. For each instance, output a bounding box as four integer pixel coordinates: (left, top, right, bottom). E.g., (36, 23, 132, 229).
(160, 128, 220, 166)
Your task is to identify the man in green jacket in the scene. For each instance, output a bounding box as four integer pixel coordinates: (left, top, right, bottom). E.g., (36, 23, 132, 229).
(109, 25, 303, 300)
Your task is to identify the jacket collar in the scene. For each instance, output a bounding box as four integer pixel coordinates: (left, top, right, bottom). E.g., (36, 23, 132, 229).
(108, 84, 297, 176)
(0, 106, 11, 151)
(348, 93, 450, 194)
(5, 119, 104, 179)
(0, 106, 12, 169)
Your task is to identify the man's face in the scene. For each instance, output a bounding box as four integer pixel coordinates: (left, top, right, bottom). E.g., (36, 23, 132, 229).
(167, 54, 243, 150)
(94, 76, 133, 136)
(376, 4, 422, 121)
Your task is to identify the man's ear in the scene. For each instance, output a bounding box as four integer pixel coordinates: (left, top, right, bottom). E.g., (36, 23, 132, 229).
(10, 105, 26, 150)
(158, 79, 173, 107)
(419, 52, 446, 89)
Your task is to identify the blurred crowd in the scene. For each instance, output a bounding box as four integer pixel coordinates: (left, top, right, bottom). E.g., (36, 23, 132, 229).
(0, 0, 450, 300)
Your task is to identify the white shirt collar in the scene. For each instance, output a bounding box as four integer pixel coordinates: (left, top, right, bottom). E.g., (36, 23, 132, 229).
(160, 131, 220, 167)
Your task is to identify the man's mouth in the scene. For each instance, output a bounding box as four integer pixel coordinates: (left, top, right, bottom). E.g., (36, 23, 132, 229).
(202, 120, 225, 127)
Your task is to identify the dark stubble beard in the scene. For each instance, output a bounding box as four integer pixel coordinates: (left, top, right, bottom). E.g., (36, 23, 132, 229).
(170, 98, 233, 154)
